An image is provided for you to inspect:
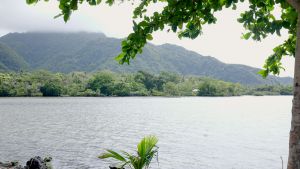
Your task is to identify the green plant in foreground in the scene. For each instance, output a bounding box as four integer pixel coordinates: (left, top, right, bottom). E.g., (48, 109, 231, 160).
(99, 135, 159, 169)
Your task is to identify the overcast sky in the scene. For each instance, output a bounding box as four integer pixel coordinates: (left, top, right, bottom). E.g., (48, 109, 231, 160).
(0, 0, 295, 77)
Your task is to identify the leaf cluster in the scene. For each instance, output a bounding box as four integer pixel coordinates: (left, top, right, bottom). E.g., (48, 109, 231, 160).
(99, 135, 159, 169)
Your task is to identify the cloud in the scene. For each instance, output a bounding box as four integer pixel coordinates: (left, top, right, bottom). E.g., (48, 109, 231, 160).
(0, 0, 134, 35)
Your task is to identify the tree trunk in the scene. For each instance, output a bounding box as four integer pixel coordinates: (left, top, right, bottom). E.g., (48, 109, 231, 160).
(288, 13, 300, 169)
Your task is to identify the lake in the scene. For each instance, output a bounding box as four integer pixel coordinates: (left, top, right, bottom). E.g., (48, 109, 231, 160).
(0, 96, 292, 169)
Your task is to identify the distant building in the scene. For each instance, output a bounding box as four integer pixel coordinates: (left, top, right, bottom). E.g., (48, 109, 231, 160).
(192, 89, 199, 93)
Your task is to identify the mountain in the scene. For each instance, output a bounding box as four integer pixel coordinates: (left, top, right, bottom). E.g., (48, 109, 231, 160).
(0, 32, 293, 85)
(0, 42, 28, 72)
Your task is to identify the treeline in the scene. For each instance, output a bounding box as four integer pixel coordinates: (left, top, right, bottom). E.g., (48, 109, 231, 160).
(0, 70, 293, 97)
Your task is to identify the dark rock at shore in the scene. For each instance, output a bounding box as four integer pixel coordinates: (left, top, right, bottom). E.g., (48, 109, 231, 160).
(0, 161, 22, 169)
(0, 157, 52, 169)
(24, 157, 50, 169)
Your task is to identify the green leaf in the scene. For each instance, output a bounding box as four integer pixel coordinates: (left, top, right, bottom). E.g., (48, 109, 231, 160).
(232, 4, 237, 10)
(242, 32, 251, 40)
(26, 0, 37, 4)
(70, 0, 78, 10)
(63, 13, 70, 22)
(115, 53, 125, 61)
(139, 21, 148, 27)
(54, 13, 63, 19)
(258, 70, 268, 78)
(146, 34, 153, 41)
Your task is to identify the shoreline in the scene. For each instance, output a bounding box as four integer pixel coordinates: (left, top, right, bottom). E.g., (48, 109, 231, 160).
(0, 95, 293, 98)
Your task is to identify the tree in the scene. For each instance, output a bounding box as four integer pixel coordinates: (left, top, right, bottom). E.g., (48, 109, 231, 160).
(26, 0, 300, 168)
(197, 80, 242, 96)
(87, 71, 115, 96)
(163, 82, 180, 96)
(134, 71, 156, 91)
(40, 81, 62, 96)
(99, 135, 159, 169)
(113, 81, 131, 96)
(198, 81, 218, 96)
(0, 73, 13, 96)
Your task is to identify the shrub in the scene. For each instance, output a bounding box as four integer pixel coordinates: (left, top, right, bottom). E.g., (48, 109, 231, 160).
(40, 82, 62, 96)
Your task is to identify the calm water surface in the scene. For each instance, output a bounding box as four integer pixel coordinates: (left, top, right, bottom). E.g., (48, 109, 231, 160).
(0, 96, 292, 169)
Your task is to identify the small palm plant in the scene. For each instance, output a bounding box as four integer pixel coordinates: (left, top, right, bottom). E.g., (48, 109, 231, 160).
(99, 135, 159, 169)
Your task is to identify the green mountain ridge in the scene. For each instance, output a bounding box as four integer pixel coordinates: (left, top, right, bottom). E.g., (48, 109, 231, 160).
(0, 32, 293, 85)
(0, 42, 29, 71)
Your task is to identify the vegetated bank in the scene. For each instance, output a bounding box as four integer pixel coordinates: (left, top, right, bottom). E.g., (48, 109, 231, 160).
(0, 70, 292, 97)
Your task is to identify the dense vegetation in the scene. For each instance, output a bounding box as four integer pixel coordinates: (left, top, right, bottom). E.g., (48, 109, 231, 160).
(0, 32, 292, 85)
(0, 70, 292, 97)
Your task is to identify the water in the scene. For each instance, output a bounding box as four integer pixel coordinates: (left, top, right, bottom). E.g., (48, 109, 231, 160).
(0, 96, 292, 169)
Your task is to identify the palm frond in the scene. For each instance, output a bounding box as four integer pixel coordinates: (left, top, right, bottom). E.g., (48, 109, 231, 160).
(137, 135, 158, 157)
(137, 135, 159, 168)
(99, 135, 159, 169)
(98, 149, 127, 162)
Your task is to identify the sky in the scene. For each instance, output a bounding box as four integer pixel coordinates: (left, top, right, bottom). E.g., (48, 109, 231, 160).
(0, 0, 295, 77)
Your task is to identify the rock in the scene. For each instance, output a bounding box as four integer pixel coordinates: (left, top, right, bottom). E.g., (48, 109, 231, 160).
(0, 157, 52, 169)
(0, 161, 21, 169)
(25, 157, 43, 169)
(24, 156, 52, 169)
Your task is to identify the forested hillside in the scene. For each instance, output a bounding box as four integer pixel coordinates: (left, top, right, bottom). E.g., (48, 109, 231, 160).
(0, 43, 28, 71)
(0, 32, 293, 85)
